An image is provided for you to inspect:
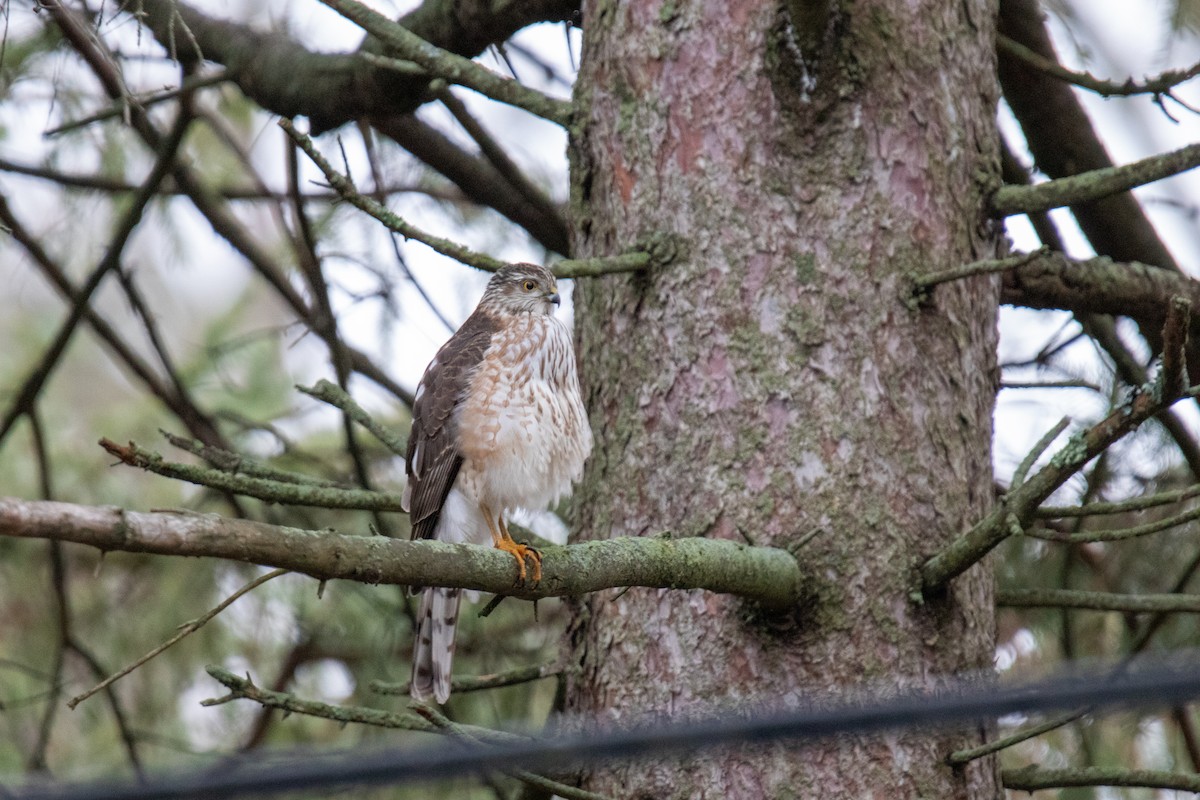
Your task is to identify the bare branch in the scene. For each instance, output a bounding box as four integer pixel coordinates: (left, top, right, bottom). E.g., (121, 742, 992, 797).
(282, 118, 509, 272)
(0, 157, 453, 201)
(1009, 416, 1070, 490)
(415, 704, 615, 800)
(375, 113, 571, 254)
(997, 34, 1200, 100)
(1162, 296, 1193, 396)
(1028, 503, 1200, 544)
(160, 432, 343, 488)
(1039, 484, 1200, 518)
(205, 666, 612, 800)
(46, 0, 417, 410)
(45, 70, 229, 135)
(433, 82, 558, 216)
(204, 667, 462, 733)
(0, 195, 230, 449)
(113, 0, 577, 132)
(948, 711, 1086, 765)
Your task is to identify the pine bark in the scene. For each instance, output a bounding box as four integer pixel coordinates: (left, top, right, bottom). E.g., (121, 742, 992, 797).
(566, 0, 1002, 797)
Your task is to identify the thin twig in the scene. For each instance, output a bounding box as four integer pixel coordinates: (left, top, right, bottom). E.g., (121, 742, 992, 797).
(160, 431, 342, 488)
(370, 662, 561, 696)
(0, 157, 449, 200)
(1027, 502, 1200, 543)
(286, 133, 395, 539)
(997, 35, 1200, 100)
(912, 247, 1049, 295)
(921, 380, 1200, 590)
(357, 122, 457, 334)
(434, 82, 557, 217)
(49, 2, 415, 410)
(297, 380, 408, 458)
(282, 118, 509, 272)
(283, 118, 658, 278)
(68, 569, 288, 709)
(1039, 483, 1200, 518)
(1000, 379, 1100, 391)
(44, 70, 230, 135)
(415, 704, 615, 800)
(1009, 416, 1071, 490)
(204, 667, 526, 745)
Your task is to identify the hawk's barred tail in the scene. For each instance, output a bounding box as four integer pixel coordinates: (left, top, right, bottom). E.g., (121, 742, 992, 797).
(411, 586, 462, 704)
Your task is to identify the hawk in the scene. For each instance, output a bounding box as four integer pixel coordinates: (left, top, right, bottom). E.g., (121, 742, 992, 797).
(403, 263, 593, 704)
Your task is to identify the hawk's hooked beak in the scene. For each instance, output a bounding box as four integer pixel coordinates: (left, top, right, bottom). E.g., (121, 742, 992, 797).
(546, 290, 561, 306)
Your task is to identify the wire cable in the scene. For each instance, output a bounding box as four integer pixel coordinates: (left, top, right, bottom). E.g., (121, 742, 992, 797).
(6, 655, 1200, 800)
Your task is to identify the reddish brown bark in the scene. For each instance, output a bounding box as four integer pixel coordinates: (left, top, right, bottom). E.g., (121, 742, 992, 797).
(566, 0, 1002, 797)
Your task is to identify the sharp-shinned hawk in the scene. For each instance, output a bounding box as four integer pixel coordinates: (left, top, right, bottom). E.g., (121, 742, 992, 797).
(403, 263, 592, 704)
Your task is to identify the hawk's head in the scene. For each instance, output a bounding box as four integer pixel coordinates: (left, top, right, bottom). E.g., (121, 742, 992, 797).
(480, 263, 560, 316)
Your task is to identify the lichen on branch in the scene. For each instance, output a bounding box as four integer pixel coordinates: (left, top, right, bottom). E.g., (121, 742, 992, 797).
(0, 497, 803, 610)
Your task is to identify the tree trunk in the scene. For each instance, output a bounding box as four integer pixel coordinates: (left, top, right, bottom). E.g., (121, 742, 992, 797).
(566, 0, 1002, 797)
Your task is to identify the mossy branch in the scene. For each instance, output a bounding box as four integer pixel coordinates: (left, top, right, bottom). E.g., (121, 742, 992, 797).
(921, 300, 1196, 592)
(159, 430, 343, 487)
(203, 666, 463, 735)
(910, 247, 1048, 299)
(997, 588, 1200, 614)
(0, 497, 802, 610)
(922, 380, 1200, 592)
(99, 438, 408, 512)
(922, 297, 1195, 591)
(297, 379, 408, 457)
(204, 668, 613, 800)
(991, 141, 1200, 216)
(280, 119, 653, 279)
(318, 0, 572, 126)
(1002, 766, 1200, 793)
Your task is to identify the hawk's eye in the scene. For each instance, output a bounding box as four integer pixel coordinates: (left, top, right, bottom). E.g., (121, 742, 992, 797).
(522, 280, 537, 292)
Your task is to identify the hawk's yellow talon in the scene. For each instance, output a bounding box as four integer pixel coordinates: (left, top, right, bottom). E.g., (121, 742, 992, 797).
(495, 536, 541, 585)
